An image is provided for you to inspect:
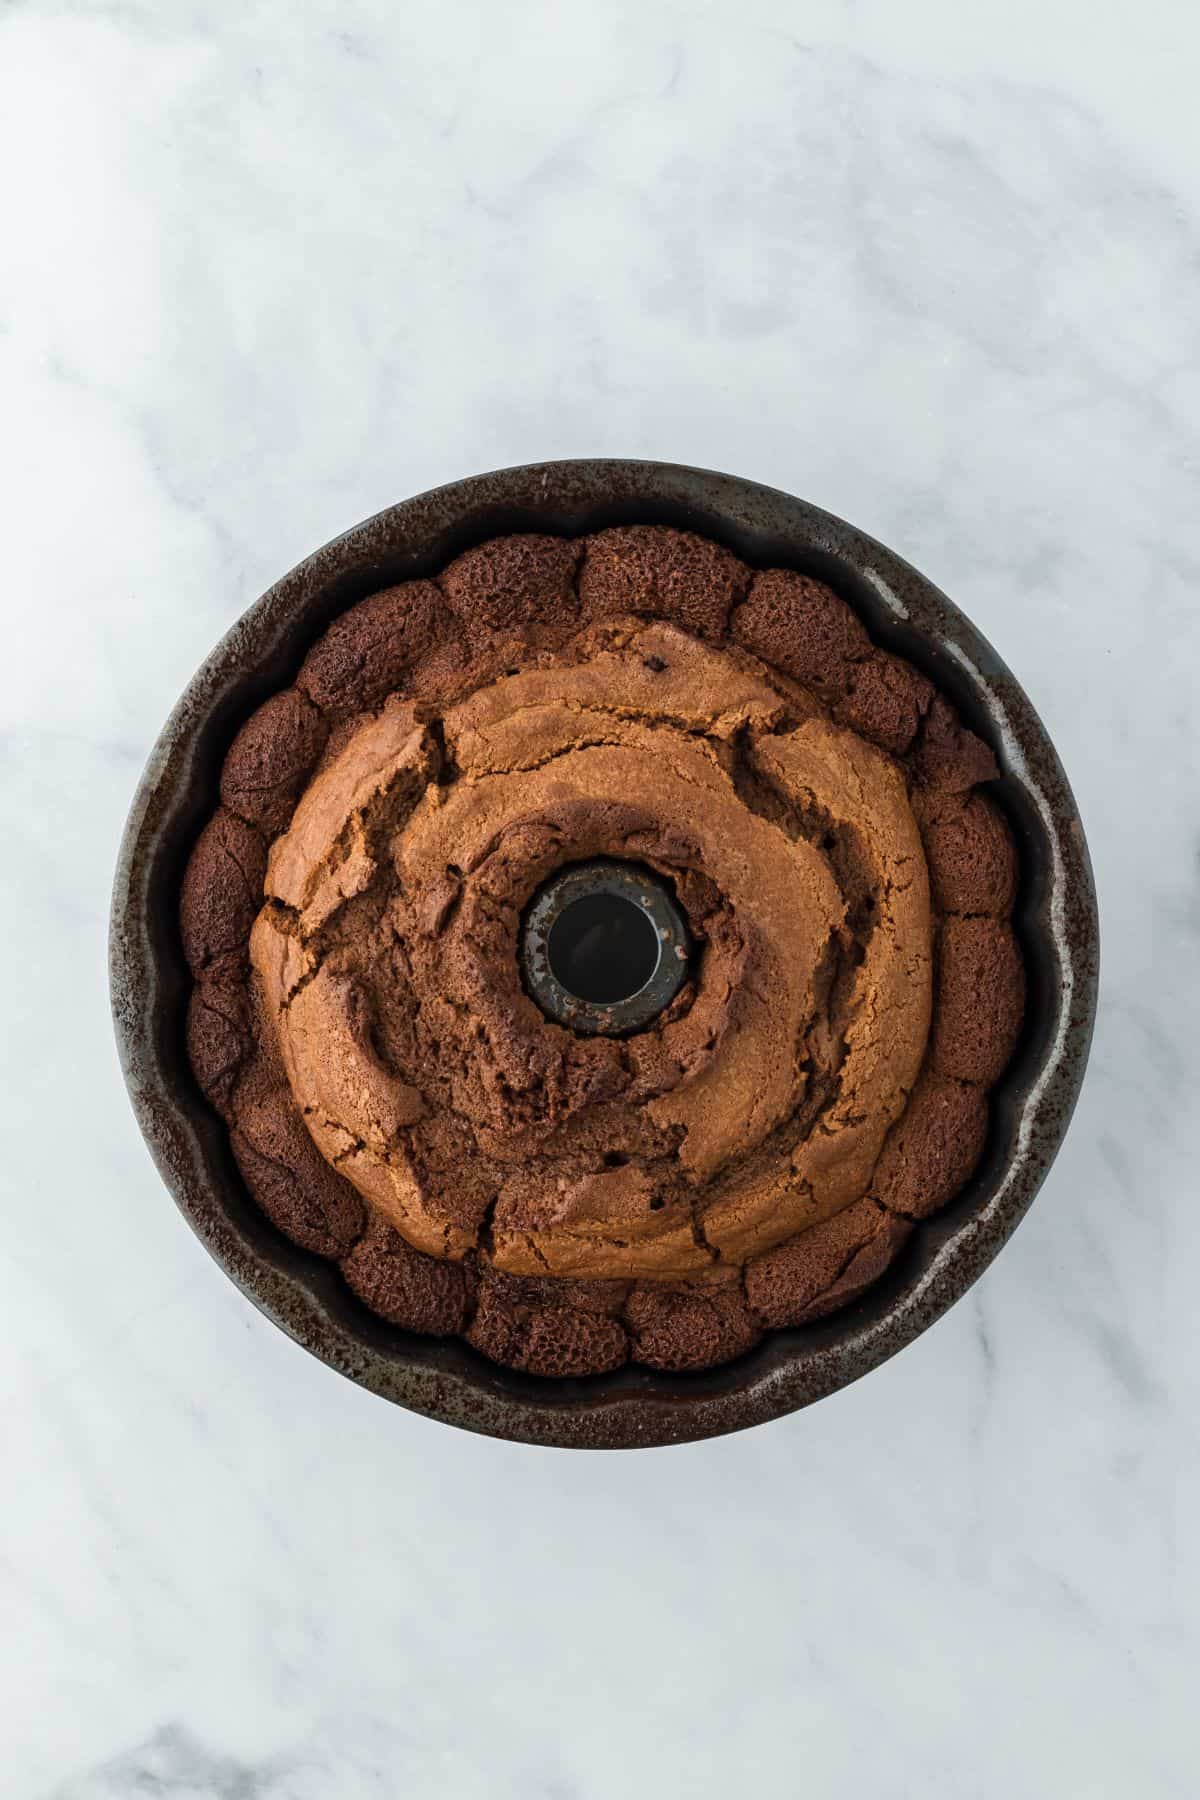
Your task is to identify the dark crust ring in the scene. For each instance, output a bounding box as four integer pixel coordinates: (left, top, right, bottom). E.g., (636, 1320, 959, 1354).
(181, 526, 1024, 1378)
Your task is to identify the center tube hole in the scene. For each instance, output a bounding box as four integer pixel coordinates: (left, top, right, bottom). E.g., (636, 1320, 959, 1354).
(545, 891, 660, 1006)
(522, 858, 692, 1036)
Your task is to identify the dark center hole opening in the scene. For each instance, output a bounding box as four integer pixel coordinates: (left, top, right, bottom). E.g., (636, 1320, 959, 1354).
(545, 891, 660, 1006)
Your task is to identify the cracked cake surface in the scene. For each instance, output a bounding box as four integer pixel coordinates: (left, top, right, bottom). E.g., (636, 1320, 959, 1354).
(182, 526, 1025, 1377)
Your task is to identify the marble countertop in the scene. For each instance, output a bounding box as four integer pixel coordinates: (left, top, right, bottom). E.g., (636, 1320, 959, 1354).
(2, 1, 1196, 1794)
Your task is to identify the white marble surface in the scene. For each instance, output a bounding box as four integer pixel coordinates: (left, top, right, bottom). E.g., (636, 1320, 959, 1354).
(2, 1, 1197, 1793)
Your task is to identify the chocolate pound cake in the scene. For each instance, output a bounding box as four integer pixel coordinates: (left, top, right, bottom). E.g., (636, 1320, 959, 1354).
(182, 527, 1024, 1377)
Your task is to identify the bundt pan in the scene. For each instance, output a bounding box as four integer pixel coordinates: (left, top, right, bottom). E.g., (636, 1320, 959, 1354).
(110, 461, 1098, 1449)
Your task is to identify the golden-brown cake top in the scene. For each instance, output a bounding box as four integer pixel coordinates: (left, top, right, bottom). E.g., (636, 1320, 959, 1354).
(182, 527, 1024, 1377)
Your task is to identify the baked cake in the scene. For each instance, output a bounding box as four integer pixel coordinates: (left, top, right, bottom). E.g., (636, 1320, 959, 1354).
(181, 527, 1025, 1376)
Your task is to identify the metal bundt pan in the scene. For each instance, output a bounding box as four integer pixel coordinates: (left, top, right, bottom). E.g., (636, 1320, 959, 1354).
(110, 461, 1099, 1448)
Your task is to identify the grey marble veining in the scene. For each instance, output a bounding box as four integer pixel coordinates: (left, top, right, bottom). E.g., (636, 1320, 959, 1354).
(1, 1, 1196, 1795)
